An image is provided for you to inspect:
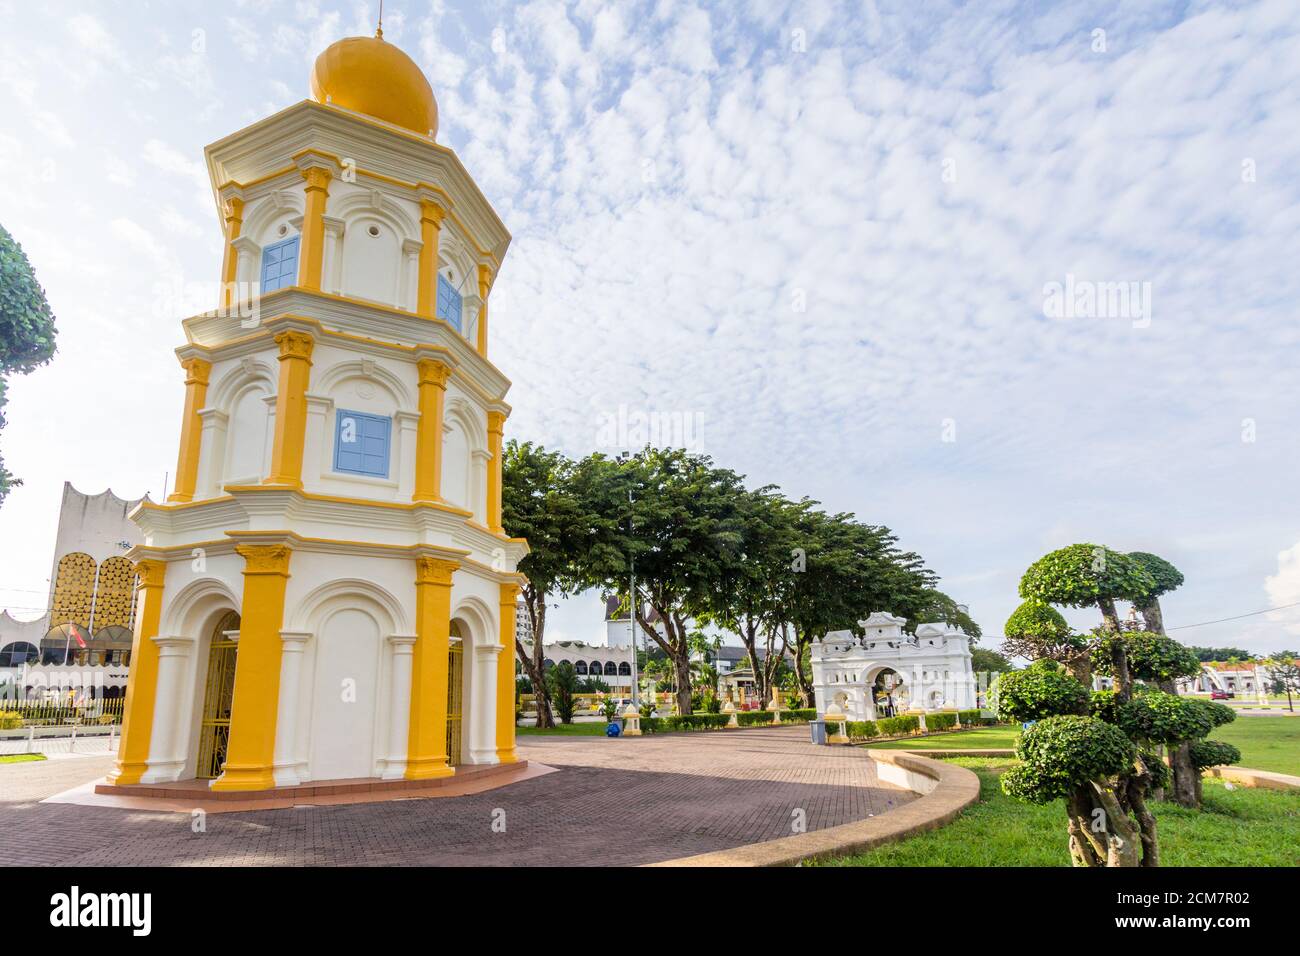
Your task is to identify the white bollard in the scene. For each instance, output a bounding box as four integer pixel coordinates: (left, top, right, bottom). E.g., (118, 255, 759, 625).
(26, 726, 35, 754)
(70, 724, 77, 753)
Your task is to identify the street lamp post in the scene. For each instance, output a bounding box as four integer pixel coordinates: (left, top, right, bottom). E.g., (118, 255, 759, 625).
(628, 486, 639, 707)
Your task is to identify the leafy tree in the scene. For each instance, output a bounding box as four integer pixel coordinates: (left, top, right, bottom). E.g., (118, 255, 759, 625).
(502, 441, 603, 728)
(993, 662, 1159, 867)
(0, 224, 58, 504)
(970, 646, 1014, 674)
(593, 448, 749, 716)
(1020, 544, 1155, 634)
(1126, 552, 1184, 635)
(1092, 630, 1216, 807)
(1266, 652, 1300, 712)
(1020, 544, 1155, 696)
(1003, 599, 1090, 681)
(1185, 646, 1252, 662)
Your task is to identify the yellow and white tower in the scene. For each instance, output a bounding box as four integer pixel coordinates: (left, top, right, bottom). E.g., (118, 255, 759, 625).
(109, 31, 527, 792)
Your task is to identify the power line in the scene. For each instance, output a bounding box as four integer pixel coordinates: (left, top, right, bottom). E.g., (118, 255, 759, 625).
(1168, 600, 1300, 631)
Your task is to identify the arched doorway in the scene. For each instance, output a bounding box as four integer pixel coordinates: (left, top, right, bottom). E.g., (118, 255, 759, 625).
(196, 611, 240, 780)
(872, 667, 905, 719)
(309, 607, 382, 780)
(446, 622, 466, 767)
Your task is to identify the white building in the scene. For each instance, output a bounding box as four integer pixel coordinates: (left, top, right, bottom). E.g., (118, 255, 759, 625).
(0, 483, 146, 701)
(811, 611, 977, 720)
(107, 30, 527, 793)
(517, 596, 638, 693)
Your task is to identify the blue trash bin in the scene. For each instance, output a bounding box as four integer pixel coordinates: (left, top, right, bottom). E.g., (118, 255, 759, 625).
(606, 721, 622, 737)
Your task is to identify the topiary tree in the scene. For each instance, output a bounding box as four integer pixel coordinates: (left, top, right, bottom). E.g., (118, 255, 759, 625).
(1126, 552, 1184, 635)
(1020, 544, 1155, 635)
(995, 661, 1161, 866)
(990, 658, 1090, 721)
(1093, 631, 1223, 807)
(1001, 714, 1147, 866)
(0, 223, 57, 504)
(1020, 544, 1156, 703)
(1003, 599, 1090, 681)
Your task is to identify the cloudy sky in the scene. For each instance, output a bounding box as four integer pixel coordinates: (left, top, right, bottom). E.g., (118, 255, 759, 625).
(1, 0, 1299, 655)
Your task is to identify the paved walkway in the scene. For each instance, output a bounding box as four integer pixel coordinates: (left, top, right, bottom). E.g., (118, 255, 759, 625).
(0, 727, 913, 866)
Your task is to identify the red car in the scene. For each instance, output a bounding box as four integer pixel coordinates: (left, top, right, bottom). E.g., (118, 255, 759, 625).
(1210, 689, 1235, 700)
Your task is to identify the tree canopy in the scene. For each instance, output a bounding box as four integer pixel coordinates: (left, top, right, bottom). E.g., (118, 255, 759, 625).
(0, 223, 58, 504)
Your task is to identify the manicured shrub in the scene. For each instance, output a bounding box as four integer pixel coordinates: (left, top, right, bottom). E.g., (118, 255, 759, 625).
(1116, 689, 1214, 746)
(780, 708, 817, 723)
(926, 712, 957, 731)
(877, 715, 920, 736)
(1189, 739, 1241, 770)
(1001, 714, 1136, 804)
(992, 659, 1090, 722)
(846, 720, 878, 740)
(736, 710, 774, 726)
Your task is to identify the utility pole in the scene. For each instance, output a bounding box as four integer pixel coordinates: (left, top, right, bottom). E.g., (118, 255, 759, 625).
(628, 487, 638, 706)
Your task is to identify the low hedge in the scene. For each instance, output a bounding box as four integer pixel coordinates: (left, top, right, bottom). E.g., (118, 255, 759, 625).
(736, 710, 774, 727)
(637, 713, 731, 734)
(845, 720, 878, 740)
(877, 714, 921, 736)
(926, 712, 957, 731)
(780, 708, 817, 723)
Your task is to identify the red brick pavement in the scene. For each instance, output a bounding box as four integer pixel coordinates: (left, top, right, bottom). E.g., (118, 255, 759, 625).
(0, 727, 913, 866)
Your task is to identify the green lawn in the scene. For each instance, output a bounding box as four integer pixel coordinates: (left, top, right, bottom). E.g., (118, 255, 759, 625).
(819, 757, 1300, 867)
(0, 753, 46, 764)
(868, 726, 1021, 750)
(517, 721, 612, 736)
(1208, 716, 1300, 776)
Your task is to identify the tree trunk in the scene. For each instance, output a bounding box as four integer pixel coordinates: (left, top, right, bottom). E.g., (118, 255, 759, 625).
(1138, 599, 1165, 635)
(637, 602, 694, 717)
(521, 588, 555, 729)
(738, 615, 764, 704)
(792, 632, 814, 708)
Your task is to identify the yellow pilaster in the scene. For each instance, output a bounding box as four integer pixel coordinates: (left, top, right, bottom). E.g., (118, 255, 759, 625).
(475, 264, 493, 356)
(412, 358, 451, 503)
(486, 410, 506, 533)
(496, 582, 521, 763)
(263, 330, 315, 488)
(298, 167, 332, 291)
(168, 357, 211, 503)
(219, 196, 244, 309)
(211, 544, 292, 791)
(106, 559, 167, 786)
(416, 199, 446, 319)
(407, 555, 459, 780)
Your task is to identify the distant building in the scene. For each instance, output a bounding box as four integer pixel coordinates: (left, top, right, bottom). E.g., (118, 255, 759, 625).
(517, 594, 645, 693)
(811, 611, 976, 719)
(0, 483, 147, 700)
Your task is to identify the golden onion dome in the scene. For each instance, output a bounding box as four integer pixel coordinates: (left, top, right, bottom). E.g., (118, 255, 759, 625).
(309, 32, 438, 138)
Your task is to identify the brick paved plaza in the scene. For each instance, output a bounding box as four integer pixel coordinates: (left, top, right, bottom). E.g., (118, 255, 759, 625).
(0, 727, 913, 866)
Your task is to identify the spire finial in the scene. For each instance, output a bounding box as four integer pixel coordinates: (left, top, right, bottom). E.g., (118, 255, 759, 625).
(376, 0, 384, 38)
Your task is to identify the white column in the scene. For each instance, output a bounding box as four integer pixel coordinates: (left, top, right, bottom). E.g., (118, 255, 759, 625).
(470, 643, 501, 765)
(273, 630, 312, 786)
(322, 216, 345, 295)
(303, 394, 333, 490)
(231, 235, 259, 291)
(141, 634, 196, 783)
(196, 408, 228, 498)
(382, 635, 417, 779)
(400, 238, 422, 310)
(395, 411, 419, 501)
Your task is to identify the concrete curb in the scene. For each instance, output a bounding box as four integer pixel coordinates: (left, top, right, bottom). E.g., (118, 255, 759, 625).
(647, 749, 981, 867)
(879, 748, 1300, 794)
(1206, 765, 1300, 791)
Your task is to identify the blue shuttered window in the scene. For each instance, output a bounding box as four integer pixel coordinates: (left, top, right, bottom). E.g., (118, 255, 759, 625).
(436, 273, 462, 331)
(333, 409, 392, 479)
(260, 236, 300, 293)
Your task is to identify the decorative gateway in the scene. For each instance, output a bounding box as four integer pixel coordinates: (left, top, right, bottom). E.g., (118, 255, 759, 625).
(107, 29, 528, 793)
(810, 612, 977, 721)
